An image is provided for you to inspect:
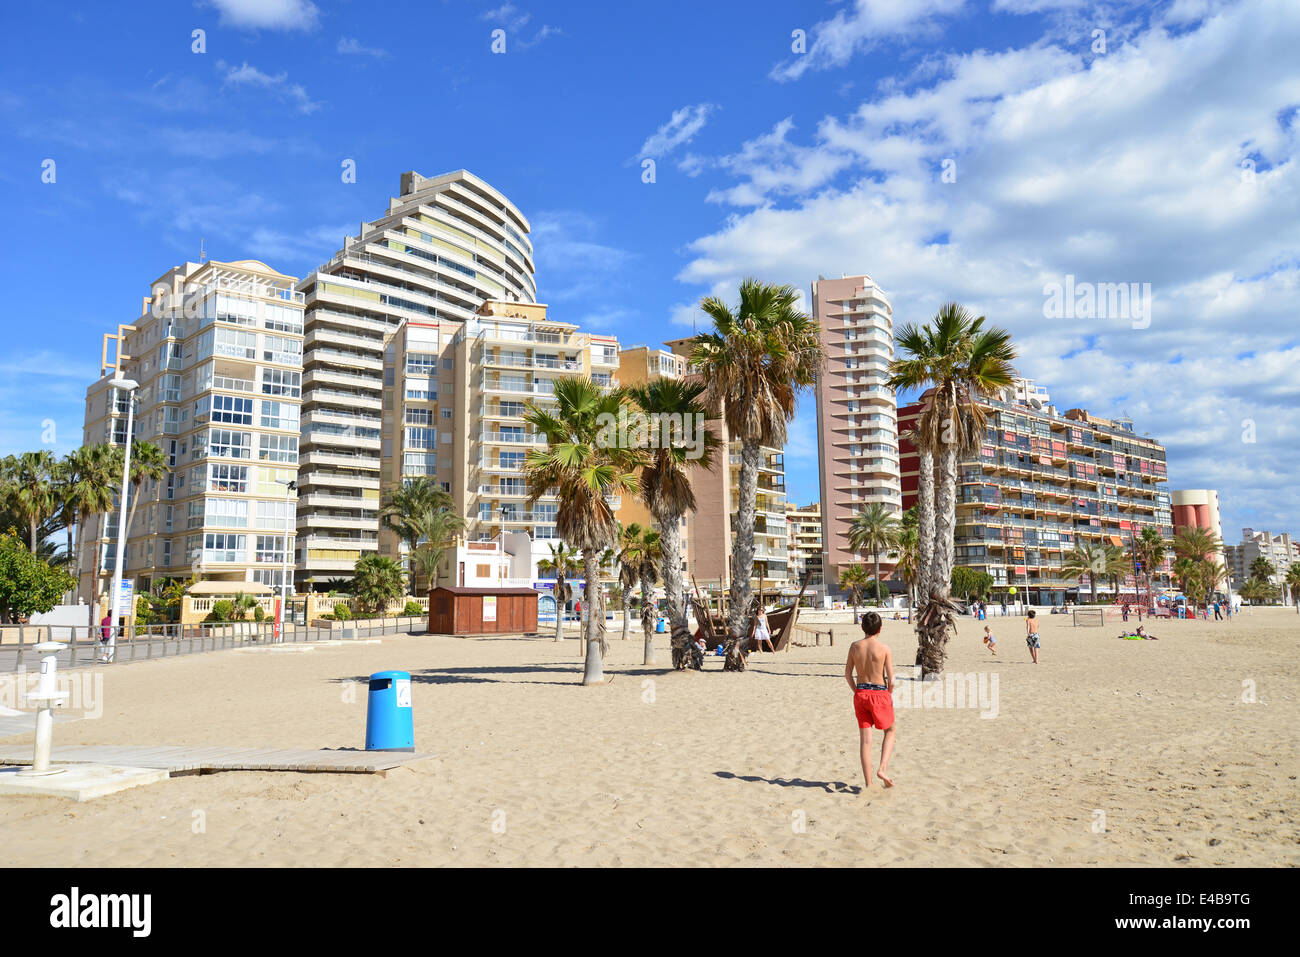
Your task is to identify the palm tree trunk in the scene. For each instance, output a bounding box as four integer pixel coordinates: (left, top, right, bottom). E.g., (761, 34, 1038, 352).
(554, 573, 564, 642)
(917, 443, 959, 679)
(873, 548, 882, 609)
(657, 510, 694, 669)
(581, 557, 603, 685)
(641, 578, 656, 665)
(67, 519, 78, 602)
(30, 518, 38, 553)
(916, 448, 936, 601)
(621, 585, 631, 641)
(724, 440, 761, 671)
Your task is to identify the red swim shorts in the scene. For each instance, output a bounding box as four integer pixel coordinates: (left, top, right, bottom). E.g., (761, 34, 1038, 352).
(853, 688, 894, 730)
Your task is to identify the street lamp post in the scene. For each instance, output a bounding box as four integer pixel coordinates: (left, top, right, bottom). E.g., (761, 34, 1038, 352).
(275, 479, 296, 641)
(105, 377, 138, 663)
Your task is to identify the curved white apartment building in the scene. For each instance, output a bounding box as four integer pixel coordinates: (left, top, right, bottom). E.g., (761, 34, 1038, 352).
(295, 170, 536, 585)
(811, 275, 902, 586)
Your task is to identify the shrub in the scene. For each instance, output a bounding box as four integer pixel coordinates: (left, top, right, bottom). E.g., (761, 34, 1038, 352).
(206, 599, 235, 623)
(318, 612, 336, 621)
(402, 601, 424, 617)
(333, 603, 352, 621)
(253, 605, 266, 622)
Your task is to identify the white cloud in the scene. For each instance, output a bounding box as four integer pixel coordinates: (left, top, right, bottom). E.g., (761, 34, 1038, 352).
(772, 0, 967, 81)
(338, 37, 389, 59)
(531, 210, 636, 301)
(205, 0, 319, 31)
(481, 3, 531, 30)
(637, 104, 718, 161)
(680, 0, 1300, 533)
(219, 61, 321, 114)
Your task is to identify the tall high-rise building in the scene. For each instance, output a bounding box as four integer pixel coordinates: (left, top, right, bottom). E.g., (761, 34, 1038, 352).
(80, 259, 305, 601)
(810, 275, 901, 588)
(294, 170, 536, 586)
(897, 380, 1172, 605)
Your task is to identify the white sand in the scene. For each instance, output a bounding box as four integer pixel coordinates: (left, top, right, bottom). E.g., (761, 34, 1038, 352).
(1, 608, 1296, 866)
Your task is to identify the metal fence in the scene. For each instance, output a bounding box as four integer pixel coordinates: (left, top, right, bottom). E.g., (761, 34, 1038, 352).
(1, 616, 430, 672)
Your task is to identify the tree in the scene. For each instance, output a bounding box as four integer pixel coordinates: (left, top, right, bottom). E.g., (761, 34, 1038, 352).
(537, 542, 580, 643)
(615, 523, 638, 645)
(380, 478, 455, 582)
(690, 278, 822, 671)
(121, 441, 167, 554)
(523, 377, 642, 685)
(351, 554, 407, 616)
(1063, 542, 1107, 604)
(887, 304, 1017, 678)
(1102, 542, 1131, 598)
(625, 378, 720, 670)
(1133, 527, 1166, 609)
(847, 502, 900, 600)
(1, 451, 59, 551)
(1286, 565, 1300, 612)
(53, 445, 118, 603)
(406, 506, 465, 596)
(839, 564, 870, 622)
(951, 566, 993, 602)
(1249, 555, 1276, 583)
(618, 523, 663, 665)
(0, 532, 75, 624)
(894, 516, 920, 620)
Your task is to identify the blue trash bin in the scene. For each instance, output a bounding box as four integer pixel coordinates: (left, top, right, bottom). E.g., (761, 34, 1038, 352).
(655, 617, 666, 633)
(365, 670, 414, 752)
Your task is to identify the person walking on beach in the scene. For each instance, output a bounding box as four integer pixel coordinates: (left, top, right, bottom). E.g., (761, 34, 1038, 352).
(1122, 602, 1130, 622)
(99, 613, 112, 663)
(1213, 600, 1223, 621)
(1025, 609, 1041, 665)
(843, 611, 895, 789)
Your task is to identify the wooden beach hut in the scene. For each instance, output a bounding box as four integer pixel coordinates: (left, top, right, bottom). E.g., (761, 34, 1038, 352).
(427, 586, 540, 636)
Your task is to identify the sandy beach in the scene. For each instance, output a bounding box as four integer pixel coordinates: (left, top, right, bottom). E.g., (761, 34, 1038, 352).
(1, 608, 1296, 867)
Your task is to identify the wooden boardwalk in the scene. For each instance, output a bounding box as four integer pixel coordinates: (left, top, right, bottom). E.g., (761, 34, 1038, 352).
(0, 744, 433, 774)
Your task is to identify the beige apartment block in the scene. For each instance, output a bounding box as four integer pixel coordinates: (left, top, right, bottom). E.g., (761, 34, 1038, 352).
(786, 501, 824, 586)
(294, 169, 536, 586)
(811, 275, 901, 586)
(452, 300, 621, 575)
(79, 259, 305, 604)
(662, 338, 791, 596)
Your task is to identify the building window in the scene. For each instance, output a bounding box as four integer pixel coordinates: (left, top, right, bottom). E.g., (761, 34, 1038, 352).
(203, 533, 246, 563)
(209, 464, 249, 493)
(208, 429, 253, 459)
(258, 434, 299, 463)
(261, 400, 300, 430)
(262, 369, 301, 398)
(211, 394, 254, 425)
(255, 535, 288, 564)
(406, 353, 438, 376)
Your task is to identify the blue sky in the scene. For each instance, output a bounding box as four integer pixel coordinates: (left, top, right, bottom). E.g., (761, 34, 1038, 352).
(1, 0, 1297, 542)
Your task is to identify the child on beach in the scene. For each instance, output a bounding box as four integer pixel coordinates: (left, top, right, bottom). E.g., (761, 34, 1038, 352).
(1025, 610, 1040, 664)
(843, 611, 896, 789)
(982, 624, 997, 655)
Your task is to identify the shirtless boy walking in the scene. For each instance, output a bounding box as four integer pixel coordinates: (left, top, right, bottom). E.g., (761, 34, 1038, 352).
(844, 611, 896, 789)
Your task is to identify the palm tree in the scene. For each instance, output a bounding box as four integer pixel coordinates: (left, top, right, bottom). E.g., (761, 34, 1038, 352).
(523, 377, 642, 685)
(618, 524, 663, 665)
(1285, 565, 1300, 612)
(380, 477, 454, 579)
(1063, 541, 1106, 604)
(53, 445, 118, 603)
(120, 440, 167, 553)
(887, 304, 1017, 677)
(351, 554, 407, 616)
(615, 523, 638, 644)
(1102, 542, 1131, 599)
(1248, 555, 1275, 583)
(839, 564, 870, 623)
(625, 378, 721, 670)
(847, 503, 899, 605)
(1133, 526, 1166, 609)
(406, 506, 465, 596)
(1, 451, 59, 551)
(537, 541, 580, 643)
(690, 279, 822, 671)
(894, 518, 920, 620)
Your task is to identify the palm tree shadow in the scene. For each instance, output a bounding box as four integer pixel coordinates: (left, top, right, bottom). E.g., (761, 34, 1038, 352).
(714, 770, 860, 795)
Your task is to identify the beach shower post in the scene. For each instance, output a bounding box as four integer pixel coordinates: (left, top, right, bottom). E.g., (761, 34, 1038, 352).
(17, 642, 69, 776)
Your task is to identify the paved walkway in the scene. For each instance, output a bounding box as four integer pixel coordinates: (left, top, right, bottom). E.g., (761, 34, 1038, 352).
(0, 744, 433, 774)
